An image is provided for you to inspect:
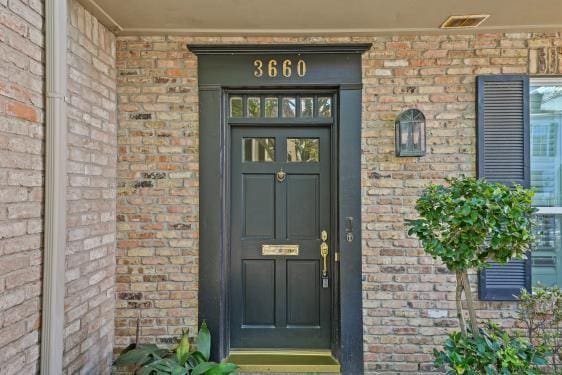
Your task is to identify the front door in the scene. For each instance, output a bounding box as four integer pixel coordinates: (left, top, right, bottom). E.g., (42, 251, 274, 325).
(230, 122, 332, 349)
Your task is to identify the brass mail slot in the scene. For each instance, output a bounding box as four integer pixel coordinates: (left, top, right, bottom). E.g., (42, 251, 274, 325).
(262, 244, 299, 256)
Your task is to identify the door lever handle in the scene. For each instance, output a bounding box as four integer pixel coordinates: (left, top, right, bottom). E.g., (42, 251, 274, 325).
(320, 230, 328, 277)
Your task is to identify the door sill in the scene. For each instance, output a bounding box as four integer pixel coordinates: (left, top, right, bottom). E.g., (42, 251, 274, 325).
(226, 349, 340, 373)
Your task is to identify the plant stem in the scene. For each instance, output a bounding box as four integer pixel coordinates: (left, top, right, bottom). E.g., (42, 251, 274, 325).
(135, 311, 140, 346)
(455, 271, 467, 336)
(462, 270, 480, 337)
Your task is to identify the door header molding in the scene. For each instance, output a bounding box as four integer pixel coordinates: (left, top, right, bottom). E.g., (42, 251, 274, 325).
(187, 43, 372, 55)
(188, 44, 371, 88)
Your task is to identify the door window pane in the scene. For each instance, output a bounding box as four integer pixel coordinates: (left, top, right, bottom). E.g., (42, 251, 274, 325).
(318, 97, 332, 118)
(282, 97, 296, 118)
(300, 97, 313, 117)
(533, 214, 562, 287)
(243, 138, 275, 162)
(247, 97, 261, 118)
(530, 81, 562, 206)
(265, 97, 278, 118)
(287, 138, 319, 162)
(230, 97, 243, 117)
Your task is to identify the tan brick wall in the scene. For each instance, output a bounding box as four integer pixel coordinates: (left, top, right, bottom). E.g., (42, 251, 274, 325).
(115, 33, 562, 373)
(64, 1, 117, 373)
(115, 35, 199, 348)
(0, 0, 44, 373)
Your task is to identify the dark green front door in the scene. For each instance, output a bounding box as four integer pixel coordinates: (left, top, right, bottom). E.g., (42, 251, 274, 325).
(230, 126, 332, 349)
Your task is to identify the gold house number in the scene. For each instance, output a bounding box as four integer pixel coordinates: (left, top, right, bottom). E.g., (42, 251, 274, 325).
(253, 59, 307, 78)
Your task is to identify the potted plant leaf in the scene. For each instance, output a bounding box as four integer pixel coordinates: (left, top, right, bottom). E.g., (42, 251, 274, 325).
(113, 321, 237, 375)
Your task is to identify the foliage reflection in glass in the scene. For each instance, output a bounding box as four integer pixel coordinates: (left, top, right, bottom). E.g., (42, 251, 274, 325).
(300, 97, 313, 117)
(265, 97, 278, 118)
(287, 138, 319, 162)
(230, 97, 243, 117)
(282, 97, 296, 118)
(243, 138, 275, 162)
(318, 97, 332, 118)
(247, 97, 261, 118)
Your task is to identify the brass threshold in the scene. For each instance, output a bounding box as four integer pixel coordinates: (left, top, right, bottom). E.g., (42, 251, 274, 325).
(226, 349, 341, 373)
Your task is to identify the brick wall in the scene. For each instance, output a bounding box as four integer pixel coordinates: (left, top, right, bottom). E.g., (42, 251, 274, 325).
(115, 33, 562, 373)
(115, 35, 199, 348)
(0, 0, 44, 373)
(360, 32, 561, 373)
(64, 1, 117, 373)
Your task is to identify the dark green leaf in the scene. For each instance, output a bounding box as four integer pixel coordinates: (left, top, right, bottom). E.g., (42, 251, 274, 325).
(191, 361, 219, 375)
(196, 321, 211, 361)
(206, 363, 238, 375)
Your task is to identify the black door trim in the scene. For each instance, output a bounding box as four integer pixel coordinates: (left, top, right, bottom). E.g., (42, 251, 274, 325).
(190, 44, 370, 375)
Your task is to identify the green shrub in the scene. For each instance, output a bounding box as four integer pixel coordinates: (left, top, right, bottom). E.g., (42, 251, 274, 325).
(434, 322, 548, 375)
(408, 176, 536, 336)
(113, 321, 237, 375)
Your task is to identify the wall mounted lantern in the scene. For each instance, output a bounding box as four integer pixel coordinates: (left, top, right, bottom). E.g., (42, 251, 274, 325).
(395, 109, 426, 157)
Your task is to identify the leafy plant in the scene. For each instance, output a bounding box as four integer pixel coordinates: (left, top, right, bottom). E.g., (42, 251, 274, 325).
(408, 176, 536, 336)
(434, 322, 548, 374)
(518, 285, 562, 372)
(113, 321, 237, 375)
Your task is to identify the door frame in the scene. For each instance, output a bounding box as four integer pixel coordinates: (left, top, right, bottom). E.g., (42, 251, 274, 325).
(188, 44, 370, 374)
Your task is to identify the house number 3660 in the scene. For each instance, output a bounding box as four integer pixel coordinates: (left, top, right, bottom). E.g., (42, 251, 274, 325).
(253, 59, 307, 78)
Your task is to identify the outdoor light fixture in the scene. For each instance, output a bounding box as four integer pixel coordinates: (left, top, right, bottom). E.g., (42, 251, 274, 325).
(395, 109, 426, 157)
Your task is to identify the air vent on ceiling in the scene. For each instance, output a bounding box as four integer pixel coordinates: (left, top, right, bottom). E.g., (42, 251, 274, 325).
(440, 14, 490, 29)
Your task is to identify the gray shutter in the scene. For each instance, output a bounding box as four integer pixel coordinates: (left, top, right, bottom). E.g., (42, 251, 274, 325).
(477, 75, 531, 301)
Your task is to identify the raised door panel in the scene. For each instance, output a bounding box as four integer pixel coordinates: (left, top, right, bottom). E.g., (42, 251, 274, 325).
(243, 174, 275, 238)
(286, 260, 320, 327)
(243, 260, 275, 326)
(286, 175, 319, 239)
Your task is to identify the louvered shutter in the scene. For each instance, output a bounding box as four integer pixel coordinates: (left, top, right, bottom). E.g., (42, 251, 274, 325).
(477, 75, 532, 301)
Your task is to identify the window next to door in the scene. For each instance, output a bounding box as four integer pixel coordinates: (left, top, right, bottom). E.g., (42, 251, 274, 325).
(531, 78, 562, 288)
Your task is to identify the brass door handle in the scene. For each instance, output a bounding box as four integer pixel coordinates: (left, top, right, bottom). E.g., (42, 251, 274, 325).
(320, 230, 328, 277)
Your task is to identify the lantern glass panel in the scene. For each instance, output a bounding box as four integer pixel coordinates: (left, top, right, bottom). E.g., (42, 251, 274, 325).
(395, 109, 426, 156)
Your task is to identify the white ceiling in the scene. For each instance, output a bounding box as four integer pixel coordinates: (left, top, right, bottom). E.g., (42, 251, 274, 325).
(80, 0, 562, 35)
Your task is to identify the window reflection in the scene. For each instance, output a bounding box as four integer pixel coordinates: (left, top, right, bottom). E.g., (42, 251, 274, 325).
(230, 97, 243, 117)
(318, 97, 332, 118)
(533, 215, 562, 287)
(247, 97, 261, 118)
(300, 97, 313, 117)
(530, 79, 562, 288)
(265, 97, 278, 118)
(530, 81, 562, 206)
(243, 138, 275, 162)
(287, 138, 319, 162)
(282, 97, 296, 118)
(229, 94, 335, 120)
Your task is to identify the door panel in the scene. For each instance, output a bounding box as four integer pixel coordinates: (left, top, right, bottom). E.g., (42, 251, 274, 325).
(243, 175, 275, 238)
(243, 260, 275, 326)
(231, 126, 331, 349)
(287, 175, 319, 239)
(287, 260, 320, 327)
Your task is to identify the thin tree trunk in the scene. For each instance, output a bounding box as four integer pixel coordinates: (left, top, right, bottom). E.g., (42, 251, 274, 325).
(135, 312, 140, 346)
(455, 271, 467, 335)
(462, 270, 480, 337)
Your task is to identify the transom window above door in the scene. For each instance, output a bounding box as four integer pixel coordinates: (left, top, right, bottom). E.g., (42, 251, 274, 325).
(229, 94, 333, 119)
